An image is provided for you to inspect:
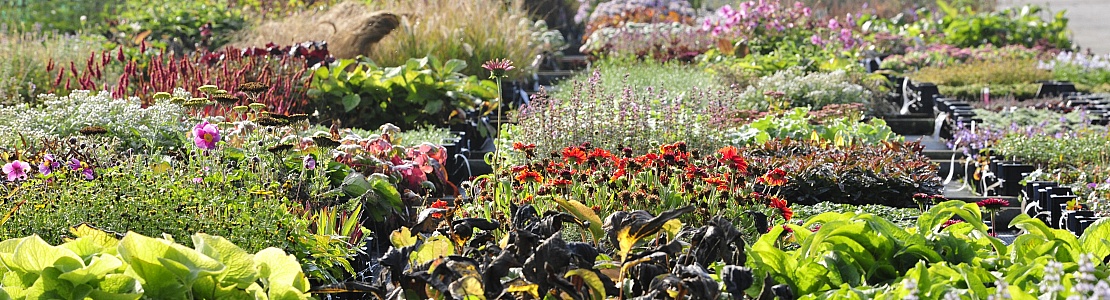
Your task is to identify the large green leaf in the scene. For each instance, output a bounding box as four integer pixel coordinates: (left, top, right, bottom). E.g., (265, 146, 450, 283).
(551, 196, 605, 241)
(340, 173, 372, 197)
(565, 269, 606, 300)
(11, 235, 84, 274)
(341, 94, 361, 112)
(192, 234, 258, 289)
(117, 232, 224, 297)
(411, 235, 454, 265)
(253, 248, 310, 300)
(368, 174, 403, 210)
(1079, 217, 1110, 260)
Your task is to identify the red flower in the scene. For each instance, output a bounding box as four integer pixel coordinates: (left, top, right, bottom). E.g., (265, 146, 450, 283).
(562, 147, 587, 164)
(782, 224, 793, 233)
(516, 170, 544, 183)
(717, 146, 748, 173)
(769, 196, 793, 221)
(512, 142, 536, 151)
(977, 198, 1009, 209)
(429, 199, 449, 218)
(757, 169, 788, 186)
(587, 148, 612, 160)
(521, 195, 533, 204)
(591, 205, 601, 213)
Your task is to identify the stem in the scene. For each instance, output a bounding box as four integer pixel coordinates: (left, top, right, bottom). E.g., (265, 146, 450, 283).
(494, 76, 503, 213)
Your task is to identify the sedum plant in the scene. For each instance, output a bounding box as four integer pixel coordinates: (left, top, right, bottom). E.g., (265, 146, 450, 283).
(735, 67, 872, 111)
(0, 226, 310, 299)
(0, 89, 188, 151)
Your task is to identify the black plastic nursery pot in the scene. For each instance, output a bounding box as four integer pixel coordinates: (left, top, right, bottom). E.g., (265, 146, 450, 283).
(1035, 81, 1078, 99)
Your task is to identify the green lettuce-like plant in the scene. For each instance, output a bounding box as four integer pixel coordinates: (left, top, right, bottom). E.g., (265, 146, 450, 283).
(307, 56, 497, 130)
(0, 225, 310, 299)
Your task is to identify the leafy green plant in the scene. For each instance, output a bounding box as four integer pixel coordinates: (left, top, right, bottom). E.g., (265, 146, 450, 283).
(934, 1, 1071, 50)
(732, 67, 874, 111)
(0, 225, 310, 299)
(0, 29, 114, 105)
(723, 107, 899, 147)
(112, 0, 246, 51)
(308, 56, 497, 130)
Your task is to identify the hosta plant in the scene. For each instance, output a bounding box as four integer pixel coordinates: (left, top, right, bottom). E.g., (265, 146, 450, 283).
(0, 225, 310, 299)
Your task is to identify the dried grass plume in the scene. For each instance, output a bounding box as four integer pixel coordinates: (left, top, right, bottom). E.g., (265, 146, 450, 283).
(233, 1, 406, 59)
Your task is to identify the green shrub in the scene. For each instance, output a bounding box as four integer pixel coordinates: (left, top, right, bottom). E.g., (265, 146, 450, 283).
(307, 56, 497, 130)
(112, 0, 246, 51)
(0, 155, 302, 254)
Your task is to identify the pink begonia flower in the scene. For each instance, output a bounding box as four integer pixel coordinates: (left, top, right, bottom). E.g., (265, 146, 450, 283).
(193, 120, 221, 150)
(3, 160, 30, 182)
(362, 138, 392, 156)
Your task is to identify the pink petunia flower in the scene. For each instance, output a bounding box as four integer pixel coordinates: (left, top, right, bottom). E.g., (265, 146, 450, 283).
(3, 160, 30, 182)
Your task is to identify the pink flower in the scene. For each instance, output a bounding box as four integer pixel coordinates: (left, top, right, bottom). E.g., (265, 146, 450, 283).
(192, 120, 221, 150)
(481, 58, 514, 78)
(3, 160, 30, 182)
(977, 198, 1010, 209)
(394, 163, 428, 188)
(192, 177, 203, 184)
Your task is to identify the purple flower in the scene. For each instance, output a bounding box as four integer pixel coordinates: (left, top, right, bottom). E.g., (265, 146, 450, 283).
(193, 120, 221, 150)
(192, 177, 203, 184)
(69, 158, 82, 171)
(82, 167, 95, 180)
(303, 155, 316, 170)
(38, 154, 59, 175)
(3, 160, 30, 182)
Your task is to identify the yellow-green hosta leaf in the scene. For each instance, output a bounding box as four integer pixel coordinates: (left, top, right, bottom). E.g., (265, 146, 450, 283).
(12, 235, 84, 274)
(89, 273, 142, 299)
(57, 254, 124, 286)
(449, 276, 484, 299)
(552, 196, 605, 240)
(565, 269, 606, 300)
(412, 235, 454, 265)
(254, 247, 310, 299)
(192, 233, 258, 289)
(391, 227, 418, 248)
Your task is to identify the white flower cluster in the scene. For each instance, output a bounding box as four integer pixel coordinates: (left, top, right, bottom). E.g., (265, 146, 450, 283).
(737, 67, 871, 109)
(1038, 51, 1110, 71)
(0, 89, 189, 150)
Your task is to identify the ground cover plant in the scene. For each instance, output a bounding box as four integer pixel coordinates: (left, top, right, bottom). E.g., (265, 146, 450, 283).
(3, 0, 1108, 298)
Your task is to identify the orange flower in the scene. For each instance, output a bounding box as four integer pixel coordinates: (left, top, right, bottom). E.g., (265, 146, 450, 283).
(521, 195, 534, 204)
(704, 173, 730, 190)
(562, 147, 587, 164)
(516, 170, 544, 183)
(758, 169, 788, 186)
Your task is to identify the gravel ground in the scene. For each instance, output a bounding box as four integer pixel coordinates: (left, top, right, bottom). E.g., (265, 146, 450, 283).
(998, 0, 1110, 54)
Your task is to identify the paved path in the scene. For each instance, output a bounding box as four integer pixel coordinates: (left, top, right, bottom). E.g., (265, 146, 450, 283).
(998, 0, 1110, 54)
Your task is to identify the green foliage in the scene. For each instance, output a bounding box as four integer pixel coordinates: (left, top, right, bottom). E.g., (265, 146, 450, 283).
(308, 56, 497, 130)
(934, 1, 1071, 50)
(112, 0, 246, 51)
(911, 58, 1051, 87)
(0, 0, 112, 33)
(936, 83, 1041, 101)
(0, 227, 310, 299)
(724, 107, 899, 147)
